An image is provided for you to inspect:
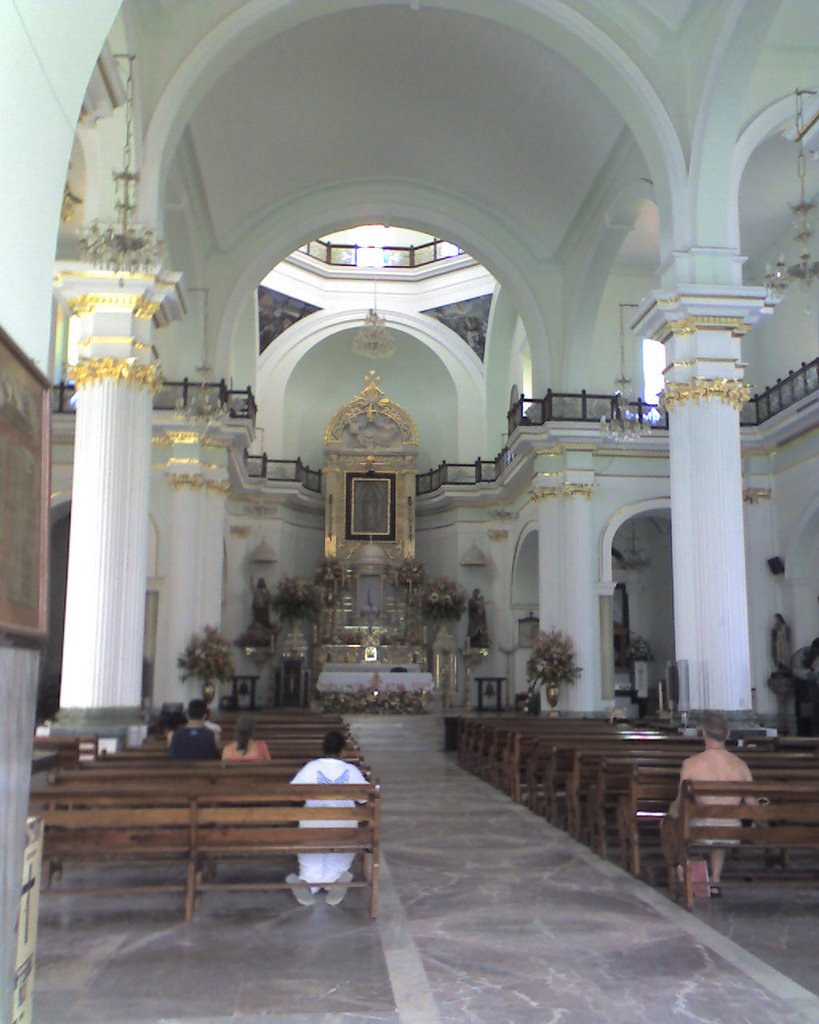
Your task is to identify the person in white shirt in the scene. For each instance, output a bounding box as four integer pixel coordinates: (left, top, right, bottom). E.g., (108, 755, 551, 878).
(287, 730, 367, 906)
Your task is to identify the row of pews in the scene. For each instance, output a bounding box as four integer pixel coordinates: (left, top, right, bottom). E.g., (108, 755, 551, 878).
(457, 716, 819, 908)
(29, 712, 381, 919)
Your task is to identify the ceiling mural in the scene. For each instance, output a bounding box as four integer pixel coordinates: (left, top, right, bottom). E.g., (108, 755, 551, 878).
(258, 286, 322, 354)
(421, 294, 493, 361)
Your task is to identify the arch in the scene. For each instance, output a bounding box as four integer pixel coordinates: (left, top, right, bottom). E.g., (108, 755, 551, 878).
(138, 0, 687, 255)
(256, 307, 484, 461)
(511, 523, 539, 608)
(784, 492, 819, 582)
(211, 179, 552, 380)
(599, 497, 671, 584)
(688, 3, 783, 265)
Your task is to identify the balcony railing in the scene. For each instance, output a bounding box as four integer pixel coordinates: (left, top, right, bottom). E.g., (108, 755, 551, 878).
(245, 454, 322, 493)
(52, 379, 257, 424)
(416, 453, 511, 494)
(507, 390, 667, 433)
(299, 237, 465, 269)
(740, 356, 819, 425)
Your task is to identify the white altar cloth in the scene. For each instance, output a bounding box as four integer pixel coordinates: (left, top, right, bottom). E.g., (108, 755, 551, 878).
(317, 670, 433, 693)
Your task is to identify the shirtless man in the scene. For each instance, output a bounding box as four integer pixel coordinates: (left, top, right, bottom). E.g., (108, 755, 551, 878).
(670, 711, 752, 893)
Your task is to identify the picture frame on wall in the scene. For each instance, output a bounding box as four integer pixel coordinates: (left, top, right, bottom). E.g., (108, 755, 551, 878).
(0, 326, 50, 641)
(345, 472, 396, 541)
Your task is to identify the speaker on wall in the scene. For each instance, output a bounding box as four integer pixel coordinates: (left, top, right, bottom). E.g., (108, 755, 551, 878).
(767, 556, 785, 575)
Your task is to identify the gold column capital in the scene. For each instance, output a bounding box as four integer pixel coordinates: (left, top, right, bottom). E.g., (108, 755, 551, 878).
(69, 357, 163, 393)
(66, 293, 161, 319)
(660, 377, 751, 412)
(166, 473, 206, 490)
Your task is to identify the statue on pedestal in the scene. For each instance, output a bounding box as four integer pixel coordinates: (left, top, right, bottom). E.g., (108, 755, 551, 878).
(237, 577, 275, 647)
(467, 589, 490, 649)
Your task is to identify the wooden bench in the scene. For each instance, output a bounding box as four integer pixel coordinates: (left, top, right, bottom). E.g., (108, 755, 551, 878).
(661, 779, 819, 909)
(30, 782, 381, 919)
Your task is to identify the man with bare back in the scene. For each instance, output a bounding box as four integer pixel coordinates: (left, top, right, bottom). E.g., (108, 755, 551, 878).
(670, 711, 752, 894)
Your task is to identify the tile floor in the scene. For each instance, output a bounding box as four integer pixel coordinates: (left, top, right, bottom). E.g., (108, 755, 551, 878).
(32, 715, 819, 1023)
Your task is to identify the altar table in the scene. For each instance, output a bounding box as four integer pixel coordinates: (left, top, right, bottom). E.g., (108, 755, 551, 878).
(317, 670, 433, 693)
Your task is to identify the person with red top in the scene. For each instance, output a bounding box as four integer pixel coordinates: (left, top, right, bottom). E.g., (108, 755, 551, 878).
(221, 715, 271, 762)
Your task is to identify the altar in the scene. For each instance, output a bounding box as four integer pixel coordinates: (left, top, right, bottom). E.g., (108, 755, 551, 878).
(316, 668, 434, 714)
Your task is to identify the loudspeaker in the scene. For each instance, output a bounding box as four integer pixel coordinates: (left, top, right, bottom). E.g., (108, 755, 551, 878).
(767, 556, 785, 576)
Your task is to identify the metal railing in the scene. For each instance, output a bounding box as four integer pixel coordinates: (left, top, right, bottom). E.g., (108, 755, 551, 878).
(740, 356, 819, 425)
(416, 452, 512, 494)
(507, 390, 667, 433)
(245, 454, 322, 493)
(52, 379, 257, 424)
(299, 237, 464, 269)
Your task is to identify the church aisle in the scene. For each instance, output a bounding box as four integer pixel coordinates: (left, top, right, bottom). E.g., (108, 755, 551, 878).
(32, 714, 819, 1024)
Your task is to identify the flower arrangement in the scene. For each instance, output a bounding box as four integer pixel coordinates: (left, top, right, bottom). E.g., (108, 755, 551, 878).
(421, 577, 467, 624)
(271, 576, 321, 623)
(178, 626, 235, 682)
(628, 635, 653, 662)
(315, 556, 344, 587)
(319, 685, 431, 715)
(526, 629, 581, 688)
(396, 557, 426, 589)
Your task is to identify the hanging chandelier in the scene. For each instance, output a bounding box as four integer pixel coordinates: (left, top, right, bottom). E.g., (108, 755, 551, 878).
(600, 303, 651, 441)
(79, 54, 164, 275)
(765, 89, 819, 298)
(352, 282, 395, 358)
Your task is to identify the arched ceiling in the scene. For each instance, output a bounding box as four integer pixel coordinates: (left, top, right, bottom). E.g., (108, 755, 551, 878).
(183, 5, 627, 259)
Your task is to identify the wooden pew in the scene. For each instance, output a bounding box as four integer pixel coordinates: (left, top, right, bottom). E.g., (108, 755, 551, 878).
(191, 783, 381, 918)
(29, 781, 381, 920)
(661, 779, 819, 909)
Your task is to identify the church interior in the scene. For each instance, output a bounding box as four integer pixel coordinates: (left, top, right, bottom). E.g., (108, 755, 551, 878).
(2, 1, 819, 1021)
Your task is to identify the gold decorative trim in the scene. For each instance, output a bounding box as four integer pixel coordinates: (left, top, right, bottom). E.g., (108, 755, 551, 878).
(167, 457, 202, 468)
(324, 370, 419, 447)
(666, 315, 749, 338)
(230, 525, 252, 537)
(529, 488, 561, 502)
(76, 337, 151, 351)
(68, 358, 162, 393)
(67, 293, 160, 318)
(743, 487, 772, 504)
(562, 483, 595, 499)
(165, 431, 201, 445)
(206, 480, 231, 494)
(660, 378, 750, 412)
(487, 529, 508, 541)
(166, 473, 205, 490)
(54, 270, 157, 285)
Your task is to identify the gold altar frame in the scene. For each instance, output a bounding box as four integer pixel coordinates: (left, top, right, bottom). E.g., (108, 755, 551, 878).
(346, 472, 396, 541)
(0, 326, 50, 640)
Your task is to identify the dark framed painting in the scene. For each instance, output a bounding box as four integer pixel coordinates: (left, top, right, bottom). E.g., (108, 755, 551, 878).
(346, 472, 396, 541)
(0, 326, 50, 640)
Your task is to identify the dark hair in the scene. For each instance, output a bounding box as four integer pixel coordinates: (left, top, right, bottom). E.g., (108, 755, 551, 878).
(235, 715, 254, 754)
(702, 711, 728, 743)
(322, 730, 346, 756)
(187, 698, 208, 721)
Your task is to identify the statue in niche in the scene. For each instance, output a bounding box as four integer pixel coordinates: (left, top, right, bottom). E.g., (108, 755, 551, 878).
(771, 613, 792, 672)
(344, 413, 401, 449)
(466, 588, 490, 648)
(237, 577, 275, 647)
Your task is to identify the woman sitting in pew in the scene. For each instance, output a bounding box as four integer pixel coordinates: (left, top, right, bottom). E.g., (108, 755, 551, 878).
(221, 715, 271, 762)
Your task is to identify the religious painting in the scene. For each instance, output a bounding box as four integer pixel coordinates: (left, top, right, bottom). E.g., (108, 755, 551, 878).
(346, 472, 395, 541)
(0, 326, 50, 639)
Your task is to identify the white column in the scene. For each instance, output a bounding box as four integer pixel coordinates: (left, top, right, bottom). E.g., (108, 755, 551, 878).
(742, 488, 777, 716)
(634, 288, 772, 713)
(533, 469, 599, 714)
(157, 432, 229, 705)
(60, 357, 157, 708)
(55, 268, 185, 711)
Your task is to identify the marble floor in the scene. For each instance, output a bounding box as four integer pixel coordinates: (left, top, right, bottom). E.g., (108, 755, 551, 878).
(32, 715, 819, 1024)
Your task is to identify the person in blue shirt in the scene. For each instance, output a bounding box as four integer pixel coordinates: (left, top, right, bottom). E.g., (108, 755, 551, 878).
(169, 699, 220, 760)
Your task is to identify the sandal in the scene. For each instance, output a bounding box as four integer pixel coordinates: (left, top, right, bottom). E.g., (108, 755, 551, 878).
(709, 884, 722, 897)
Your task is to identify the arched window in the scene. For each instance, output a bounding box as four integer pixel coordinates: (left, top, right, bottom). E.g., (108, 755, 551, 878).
(642, 337, 665, 405)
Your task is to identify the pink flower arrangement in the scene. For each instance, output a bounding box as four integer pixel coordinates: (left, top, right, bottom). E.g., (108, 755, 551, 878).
(526, 629, 581, 687)
(178, 626, 235, 682)
(396, 557, 427, 589)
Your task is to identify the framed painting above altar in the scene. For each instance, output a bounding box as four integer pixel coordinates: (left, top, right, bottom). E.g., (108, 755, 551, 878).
(346, 472, 396, 541)
(0, 326, 49, 640)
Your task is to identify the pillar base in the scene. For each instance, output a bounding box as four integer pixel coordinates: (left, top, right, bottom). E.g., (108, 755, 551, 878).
(53, 705, 146, 742)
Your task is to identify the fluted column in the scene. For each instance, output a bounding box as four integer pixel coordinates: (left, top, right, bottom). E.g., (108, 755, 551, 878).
(634, 289, 772, 713)
(55, 268, 184, 711)
(532, 466, 598, 713)
(158, 430, 230, 704)
(60, 354, 157, 707)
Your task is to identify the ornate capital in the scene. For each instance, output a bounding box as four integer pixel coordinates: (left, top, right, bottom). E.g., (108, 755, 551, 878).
(530, 482, 594, 502)
(69, 357, 162, 393)
(660, 377, 751, 412)
(66, 293, 161, 319)
(665, 314, 752, 339)
(206, 480, 231, 494)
